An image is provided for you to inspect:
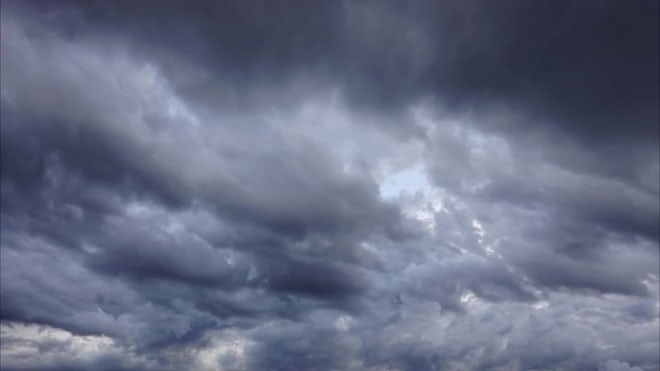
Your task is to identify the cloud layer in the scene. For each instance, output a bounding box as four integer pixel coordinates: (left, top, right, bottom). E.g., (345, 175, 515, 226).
(1, 1, 658, 370)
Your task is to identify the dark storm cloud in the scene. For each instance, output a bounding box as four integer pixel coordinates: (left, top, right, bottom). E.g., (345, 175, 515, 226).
(1, 4, 409, 239)
(1, 0, 658, 370)
(19, 0, 659, 137)
(0, 8, 393, 361)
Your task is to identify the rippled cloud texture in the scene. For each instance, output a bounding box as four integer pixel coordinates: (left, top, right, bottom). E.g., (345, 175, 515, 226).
(1, 1, 658, 370)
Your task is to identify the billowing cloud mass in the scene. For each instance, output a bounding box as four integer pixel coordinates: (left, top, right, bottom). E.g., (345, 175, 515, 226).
(1, 1, 658, 370)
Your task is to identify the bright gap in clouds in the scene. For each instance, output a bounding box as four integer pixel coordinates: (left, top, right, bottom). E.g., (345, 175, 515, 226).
(379, 164, 430, 200)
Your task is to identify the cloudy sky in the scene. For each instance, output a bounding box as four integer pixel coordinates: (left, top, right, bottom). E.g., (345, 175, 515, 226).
(1, 1, 658, 370)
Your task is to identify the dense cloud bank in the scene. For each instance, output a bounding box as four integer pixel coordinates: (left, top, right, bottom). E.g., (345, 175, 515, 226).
(1, 1, 658, 370)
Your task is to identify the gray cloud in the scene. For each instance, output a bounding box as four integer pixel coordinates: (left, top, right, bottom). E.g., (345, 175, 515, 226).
(1, 1, 658, 370)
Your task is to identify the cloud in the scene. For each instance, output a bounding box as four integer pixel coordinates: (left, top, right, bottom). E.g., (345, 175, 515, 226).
(600, 360, 645, 371)
(1, 1, 658, 370)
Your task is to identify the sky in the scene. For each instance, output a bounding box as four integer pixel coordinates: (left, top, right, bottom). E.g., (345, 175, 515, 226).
(0, 1, 658, 370)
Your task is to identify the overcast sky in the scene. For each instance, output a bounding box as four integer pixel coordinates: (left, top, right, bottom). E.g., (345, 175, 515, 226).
(1, 1, 658, 370)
